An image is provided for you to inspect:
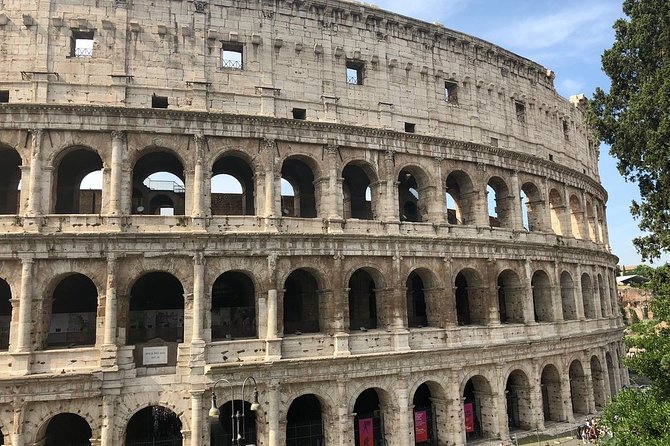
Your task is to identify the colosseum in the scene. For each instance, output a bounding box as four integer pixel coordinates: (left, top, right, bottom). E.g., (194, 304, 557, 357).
(0, 0, 626, 445)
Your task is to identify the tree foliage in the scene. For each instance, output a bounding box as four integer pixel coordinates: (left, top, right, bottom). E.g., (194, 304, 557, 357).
(589, 0, 670, 261)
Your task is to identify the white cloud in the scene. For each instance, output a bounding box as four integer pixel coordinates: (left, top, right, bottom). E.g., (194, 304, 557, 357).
(365, 0, 472, 23)
(559, 78, 585, 95)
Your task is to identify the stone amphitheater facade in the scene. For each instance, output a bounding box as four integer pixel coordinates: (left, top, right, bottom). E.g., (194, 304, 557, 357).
(0, 0, 626, 445)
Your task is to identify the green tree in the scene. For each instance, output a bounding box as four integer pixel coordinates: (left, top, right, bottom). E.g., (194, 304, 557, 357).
(600, 265, 670, 444)
(589, 0, 670, 261)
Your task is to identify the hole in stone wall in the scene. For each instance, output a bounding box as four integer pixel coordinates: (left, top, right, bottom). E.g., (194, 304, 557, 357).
(151, 95, 168, 108)
(0, 90, 8, 103)
(404, 122, 416, 133)
(292, 108, 306, 120)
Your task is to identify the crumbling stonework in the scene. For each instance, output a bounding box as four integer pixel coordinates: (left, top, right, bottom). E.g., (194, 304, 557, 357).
(0, 0, 624, 445)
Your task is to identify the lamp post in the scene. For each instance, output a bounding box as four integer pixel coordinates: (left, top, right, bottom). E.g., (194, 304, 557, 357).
(239, 376, 261, 446)
(209, 378, 238, 446)
(209, 377, 261, 446)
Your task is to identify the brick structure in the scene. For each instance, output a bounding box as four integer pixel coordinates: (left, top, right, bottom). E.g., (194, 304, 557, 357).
(0, 0, 625, 445)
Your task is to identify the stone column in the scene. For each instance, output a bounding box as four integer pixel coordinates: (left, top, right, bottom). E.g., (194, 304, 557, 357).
(100, 395, 116, 446)
(263, 139, 278, 219)
(560, 375, 575, 422)
(109, 131, 126, 216)
(267, 383, 280, 446)
(574, 265, 586, 320)
(510, 170, 523, 230)
(552, 262, 565, 321)
(191, 391, 204, 446)
(523, 259, 536, 323)
(396, 381, 411, 446)
(382, 150, 398, 222)
(17, 257, 33, 352)
(336, 378, 350, 446)
(446, 370, 466, 446)
(192, 252, 205, 343)
(327, 144, 343, 221)
(27, 129, 44, 217)
(583, 364, 596, 414)
(486, 260, 501, 325)
(529, 361, 545, 430)
(191, 135, 206, 219)
(103, 255, 118, 346)
(562, 186, 573, 238)
(427, 157, 445, 225)
(265, 254, 281, 360)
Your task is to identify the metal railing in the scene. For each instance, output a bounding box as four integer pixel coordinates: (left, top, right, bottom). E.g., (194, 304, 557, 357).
(222, 59, 243, 70)
(74, 47, 93, 57)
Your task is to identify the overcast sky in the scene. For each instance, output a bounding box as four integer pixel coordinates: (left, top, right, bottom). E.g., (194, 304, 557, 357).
(368, 0, 667, 266)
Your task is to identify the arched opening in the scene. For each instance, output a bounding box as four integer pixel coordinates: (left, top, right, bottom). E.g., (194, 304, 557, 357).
(463, 376, 496, 441)
(353, 389, 385, 446)
(286, 394, 324, 446)
(487, 177, 513, 228)
(597, 274, 608, 317)
(128, 272, 184, 344)
(283, 269, 320, 334)
(569, 360, 589, 416)
(131, 151, 185, 215)
(445, 171, 475, 225)
(605, 352, 617, 397)
(46, 274, 97, 349)
(54, 148, 103, 214)
(211, 271, 256, 340)
(455, 270, 486, 326)
(581, 273, 596, 319)
(521, 182, 545, 232)
(413, 383, 444, 445)
(342, 162, 374, 220)
(126, 406, 182, 446)
(531, 271, 553, 323)
(349, 269, 378, 331)
(281, 158, 317, 218)
(506, 370, 532, 431)
(406, 272, 427, 328)
(211, 155, 255, 215)
(569, 195, 585, 239)
(590, 356, 606, 409)
(560, 272, 578, 321)
(0, 148, 21, 214)
(548, 189, 565, 236)
(43, 413, 92, 446)
(0, 278, 11, 351)
(497, 270, 525, 324)
(211, 400, 257, 446)
(540, 364, 563, 422)
(398, 169, 423, 222)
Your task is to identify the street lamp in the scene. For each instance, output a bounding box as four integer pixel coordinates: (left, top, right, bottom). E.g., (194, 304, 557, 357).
(239, 376, 261, 445)
(209, 378, 238, 445)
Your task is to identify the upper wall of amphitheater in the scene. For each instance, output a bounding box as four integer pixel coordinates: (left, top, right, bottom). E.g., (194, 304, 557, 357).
(0, 0, 599, 179)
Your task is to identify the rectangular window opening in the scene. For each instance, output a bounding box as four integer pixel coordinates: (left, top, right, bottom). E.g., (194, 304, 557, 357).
(549, 153, 554, 162)
(0, 90, 8, 103)
(346, 60, 364, 85)
(563, 120, 570, 140)
(490, 137, 498, 147)
(151, 95, 169, 109)
(515, 101, 526, 123)
(222, 43, 243, 70)
(292, 108, 307, 120)
(404, 122, 416, 133)
(445, 80, 458, 104)
(71, 30, 94, 57)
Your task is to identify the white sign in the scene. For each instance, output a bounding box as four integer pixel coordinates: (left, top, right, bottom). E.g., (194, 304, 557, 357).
(143, 346, 168, 365)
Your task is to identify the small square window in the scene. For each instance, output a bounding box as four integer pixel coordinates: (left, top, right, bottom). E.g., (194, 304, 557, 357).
(490, 137, 498, 147)
(222, 43, 243, 70)
(151, 95, 168, 108)
(515, 101, 526, 123)
(445, 80, 458, 104)
(346, 60, 364, 85)
(71, 30, 94, 57)
(292, 108, 307, 120)
(0, 90, 8, 103)
(404, 122, 416, 133)
(549, 154, 554, 161)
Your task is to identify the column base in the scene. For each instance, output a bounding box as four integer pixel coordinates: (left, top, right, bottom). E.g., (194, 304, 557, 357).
(327, 218, 344, 234)
(333, 332, 350, 357)
(392, 330, 410, 351)
(100, 344, 120, 370)
(265, 338, 282, 362)
(22, 215, 41, 232)
(189, 339, 207, 369)
(10, 351, 32, 375)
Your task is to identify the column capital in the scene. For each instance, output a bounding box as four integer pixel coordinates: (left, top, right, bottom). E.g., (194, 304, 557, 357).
(111, 130, 127, 141)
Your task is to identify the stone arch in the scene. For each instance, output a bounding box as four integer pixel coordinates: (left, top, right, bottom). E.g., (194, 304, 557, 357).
(53, 146, 104, 214)
(127, 271, 185, 344)
(548, 188, 566, 236)
(406, 267, 441, 328)
(569, 194, 585, 239)
(281, 155, 319, 218)
(0, 147, 22, 215)
(211, 270, 257, 340)
(412, 380, 448, 445)
(540, 363, 563, 422)
(569, 360, 589, 416)
(560, 271, 578, 321)
(455, 268, 487, 326)
(506, 369, 533, 431)
(532, 270, 554, 322)
(22, 400, 101, 446)
(281, 386, 336, 446)
(497, 269, 525, 324)
(398, 164, 432, 223)
(125, 406, 182, 446)
(131, 148, 186, 215)
(520, 181, 546, 231)
(0, 277, 11, 351)
(348, 267, 386, 331)
(445, 169, 476, 225)
(462, 374, 497, 441)
(282, 268, 323, 334)
(285, 394, 326, 446)
(342, 160, 379, 220)
(211, 153, 256, 215)
(35, 413, 93, 446)
(590, 355, 606, 409)
(352, 387, 394, 446)
(115, 391, 190, 443)
(487, 176, 514, 228)
(581, 273, 596, 319)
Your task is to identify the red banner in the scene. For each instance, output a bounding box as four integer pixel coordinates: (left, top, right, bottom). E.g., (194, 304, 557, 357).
(414, 410, 429, 442)
(359, 417, 374, 446)
(464, 402, 475, 433)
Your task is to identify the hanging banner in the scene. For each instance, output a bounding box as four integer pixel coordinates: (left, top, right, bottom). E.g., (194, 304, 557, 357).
(359, 417, 374, 446)
(464, 402, 475, 433)
(414, 410, 429, 443)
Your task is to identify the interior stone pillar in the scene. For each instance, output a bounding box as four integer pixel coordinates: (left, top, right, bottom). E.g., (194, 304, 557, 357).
(190, 390, 204, 446)
(191, 135, 206, 219)
(192, 252, 205, 343)
(103, 255, 118, 346)
(100, 395, 116, 446)
(267, 383, 280, 446)
(109, 131, 125, 216)
(17, 257, 33, 353)
(26, 129, 43, 217)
